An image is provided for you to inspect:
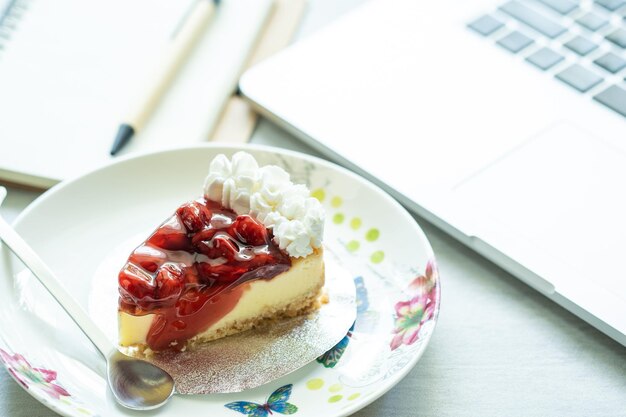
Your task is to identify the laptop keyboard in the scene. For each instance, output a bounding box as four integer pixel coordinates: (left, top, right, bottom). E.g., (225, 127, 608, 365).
(468, 0, 626, 119)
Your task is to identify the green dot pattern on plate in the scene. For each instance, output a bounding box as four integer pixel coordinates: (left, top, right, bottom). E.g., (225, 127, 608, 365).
(350, 217, 362, 230)
(370, 250, 385, 264)
(331, 196, 343, 208)
(328, 395, 343, 403)
(306, 378, 324, 390)
(365, 228, 380, 241)
(329, 383, 343, 393)
(333, 213, 345, 224)
(348, 393, 361, 401)
(346, 240, 360, 252)
(311, 188, 325, 202)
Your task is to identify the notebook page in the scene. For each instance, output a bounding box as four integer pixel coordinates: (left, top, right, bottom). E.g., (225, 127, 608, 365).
(0, 0, 272, 187)
(0, 0, 189, 186)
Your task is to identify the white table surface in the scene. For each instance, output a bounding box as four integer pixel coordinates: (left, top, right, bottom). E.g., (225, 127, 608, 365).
(2, 1, 626, 416)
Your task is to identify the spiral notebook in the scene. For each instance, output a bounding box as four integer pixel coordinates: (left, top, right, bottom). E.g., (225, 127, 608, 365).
(0, 0, 273, 188)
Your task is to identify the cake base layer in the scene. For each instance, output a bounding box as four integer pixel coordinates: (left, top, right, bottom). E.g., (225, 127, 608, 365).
(119, 248, 325, 353)
(186, 287, 323, 351)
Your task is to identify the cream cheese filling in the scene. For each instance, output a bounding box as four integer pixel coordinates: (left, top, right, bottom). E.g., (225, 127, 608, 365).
(118, 249, 324, 348)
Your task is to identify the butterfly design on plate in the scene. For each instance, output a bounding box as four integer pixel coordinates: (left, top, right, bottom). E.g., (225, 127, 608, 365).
(224, 384, 298, 416)
(317, 275, 371, 368)
(317, 322, 354, 368)
(355, 276, 369, 314)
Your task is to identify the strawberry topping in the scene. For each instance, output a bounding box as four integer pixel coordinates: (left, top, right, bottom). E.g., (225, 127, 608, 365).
(118, 198, 291, 351)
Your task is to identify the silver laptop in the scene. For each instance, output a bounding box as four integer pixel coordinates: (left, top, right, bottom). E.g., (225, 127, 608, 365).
(239, 0, 626, 346)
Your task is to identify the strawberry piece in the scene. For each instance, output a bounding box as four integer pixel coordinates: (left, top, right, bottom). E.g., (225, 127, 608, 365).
(194, 262, 213, 284)
(176, 201, 212, 233)
(154, 263, 184, 302)
(191, 228, 218, 246)
(118, 264, 155, 307)
(128, 245, 166, 273)
(230, 215, 268, 246)
(147, 216, 191, 251)
(195, 234, 238, 260)
(183, 266, 202, 285)
(148, 230, 190, 252)
(196, 262, 240, 284)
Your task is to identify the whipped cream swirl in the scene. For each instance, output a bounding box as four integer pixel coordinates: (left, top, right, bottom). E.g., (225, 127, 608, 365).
(203, 152, 324, 258)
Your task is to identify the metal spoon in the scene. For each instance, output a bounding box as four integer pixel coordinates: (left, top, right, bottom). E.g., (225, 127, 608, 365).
(0, 186, 175, 410)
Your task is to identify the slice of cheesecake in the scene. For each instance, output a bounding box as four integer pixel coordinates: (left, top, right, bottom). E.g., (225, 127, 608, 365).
(117, 152, 325, 353)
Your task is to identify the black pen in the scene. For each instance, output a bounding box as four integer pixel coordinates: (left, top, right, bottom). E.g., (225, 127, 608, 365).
(110, 0, 219, 155)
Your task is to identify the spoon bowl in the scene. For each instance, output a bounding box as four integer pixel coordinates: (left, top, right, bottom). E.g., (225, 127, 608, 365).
(0, 186, 176, 410)
(108, 351, 175, 410)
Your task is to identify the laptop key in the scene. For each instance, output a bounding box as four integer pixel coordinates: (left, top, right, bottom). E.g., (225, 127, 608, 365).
(576, 12, 609, 31)
(468, 15, 505, 36)
(594, 0, 626, 11)
(594, 52, 626, 73)
(537, 0, 579, 14)
(497, 31, 535, 52)
(594, 85, 626, 117)
(563, 35, 599, 55)
(526, 47, 564, 69)
(606, 28, 626, 48)
(499, 1, 567, 38)
(555, 64, 603, 92)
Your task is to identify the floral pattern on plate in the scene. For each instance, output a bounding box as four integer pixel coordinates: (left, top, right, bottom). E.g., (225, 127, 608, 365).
(391, 261, 439, 350)
(0, 348, 97, 416)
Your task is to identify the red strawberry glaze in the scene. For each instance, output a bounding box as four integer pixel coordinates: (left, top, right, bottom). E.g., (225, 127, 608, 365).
(118, 198, 291, 351)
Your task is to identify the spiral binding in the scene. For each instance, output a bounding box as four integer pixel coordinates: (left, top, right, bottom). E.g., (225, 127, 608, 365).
(0, 0, 29, 56)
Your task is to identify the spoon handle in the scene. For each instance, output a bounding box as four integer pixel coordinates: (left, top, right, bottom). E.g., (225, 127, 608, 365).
(0, 191, 115, 357)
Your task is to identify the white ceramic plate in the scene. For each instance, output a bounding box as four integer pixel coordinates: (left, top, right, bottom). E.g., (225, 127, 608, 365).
(0, 144, 440, 417)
